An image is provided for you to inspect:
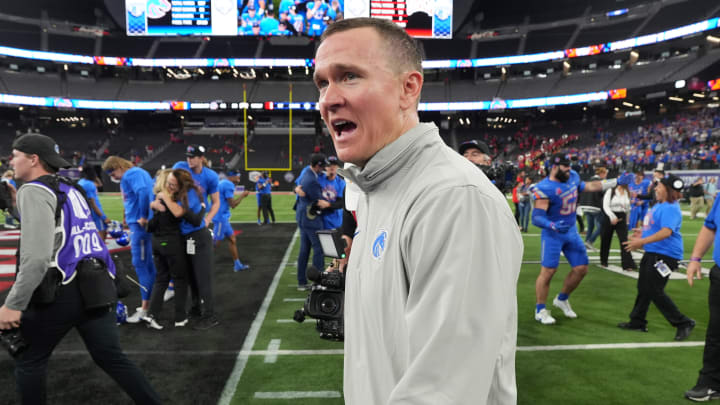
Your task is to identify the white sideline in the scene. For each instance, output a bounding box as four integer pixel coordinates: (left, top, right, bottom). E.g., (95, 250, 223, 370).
(217, 229, 299, 405)
(518, 341, 705, 351)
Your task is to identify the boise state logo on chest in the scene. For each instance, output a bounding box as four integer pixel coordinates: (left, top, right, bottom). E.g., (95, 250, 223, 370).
(372, 229, 388, 261)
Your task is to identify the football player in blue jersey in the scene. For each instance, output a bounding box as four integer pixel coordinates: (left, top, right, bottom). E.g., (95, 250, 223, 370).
(628, 169, 651, 230)
(532, 153, 634, 325)
(213, 172, 251, 271)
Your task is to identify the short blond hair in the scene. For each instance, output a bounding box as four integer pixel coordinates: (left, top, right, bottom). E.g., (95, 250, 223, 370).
(2, 170, 13, 178)
(101, 156, 133, 172)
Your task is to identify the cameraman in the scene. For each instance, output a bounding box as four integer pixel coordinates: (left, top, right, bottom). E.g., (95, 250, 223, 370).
(0, 134, 160, 404)
(295, 154, 331, 290)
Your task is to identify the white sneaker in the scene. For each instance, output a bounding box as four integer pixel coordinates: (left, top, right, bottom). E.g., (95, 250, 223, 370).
(126, 308, 147, 324)
(553, 296, 578, 318)
(174, 319, 189, 327)
(535, 308, 556, 325)
(142, 315, 164, 330)
(584, 241, 596, 251)
(163, 289, 175, 302)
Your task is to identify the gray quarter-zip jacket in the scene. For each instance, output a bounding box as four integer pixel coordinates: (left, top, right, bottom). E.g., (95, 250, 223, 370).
(340, 122, 522, 405)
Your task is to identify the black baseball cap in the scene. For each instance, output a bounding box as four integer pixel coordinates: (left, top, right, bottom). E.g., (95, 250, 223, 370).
(550, 153, 571, 166)
(327, 156, 341, 166)
(12, 133, 71, 169)
(459, 140, 490, 156)
(185, 144, 206, 157)
(660, 174, 684, 191)
(311, 153, 329, 167)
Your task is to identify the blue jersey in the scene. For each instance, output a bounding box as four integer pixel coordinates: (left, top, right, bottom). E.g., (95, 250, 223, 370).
(642, 201, 683, 259)
(77, 178, 104, 219)
(216, 179, 235, 222)
(259, 17, 279, 35)
(319, 175, 345, 229)
(531, 170, 585, 225)
(628, 179, 651, 208)
(179, 188, 206, 235)
(173, 161, 219, 205)
(241, 12, 262, 27)
(289, 13, 305, 33)
(705, 196, 720, 266)
(120, 167, 154, 224)
(256, 177, 272, 194)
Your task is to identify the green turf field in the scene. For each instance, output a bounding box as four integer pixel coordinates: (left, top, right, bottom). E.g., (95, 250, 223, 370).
(16, 194, 713, 404)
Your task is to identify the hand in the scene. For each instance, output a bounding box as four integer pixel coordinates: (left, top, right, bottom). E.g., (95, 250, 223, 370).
(137, 217, 148, 227)
(687, 261, 703, 287)
(623, 235, 643, 252)
(316, 200, 331, 209)
(242, 190, 250, 197)
(0, 305, 22, 330)
(611, 218, 619, 225)
(150, 200, 166, 212)
(156, 191, 167, 202)
(550, 220, 571, 233)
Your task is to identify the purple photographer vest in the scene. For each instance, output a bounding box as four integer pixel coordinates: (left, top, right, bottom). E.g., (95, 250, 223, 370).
(30, 180, 116, 284)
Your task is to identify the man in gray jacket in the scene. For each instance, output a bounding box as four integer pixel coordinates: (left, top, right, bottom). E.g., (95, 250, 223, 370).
(314, 18, 523, 404)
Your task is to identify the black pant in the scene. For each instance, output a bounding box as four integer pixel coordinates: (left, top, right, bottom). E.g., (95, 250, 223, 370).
(150, 236, 188, 321)
(260, 193, 275, 223)
(514, 202, 520, 225)
(600, 212, 636, 269)
(629, 252, 693, 328)
(16, 281, 161, 404)
(698, 265, 720, 388)
(185, 228, 215, 317)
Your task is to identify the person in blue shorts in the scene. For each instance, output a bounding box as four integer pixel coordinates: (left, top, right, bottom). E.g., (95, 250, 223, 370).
(532, 153, 634, 325)
(214, 171, 251, 271)
(318, 156, 345, 230)
(78, 165, 110, 240)
(102, 156, 156, 324)
(628, 168, 651, 230)
(620, 173, 695, 340)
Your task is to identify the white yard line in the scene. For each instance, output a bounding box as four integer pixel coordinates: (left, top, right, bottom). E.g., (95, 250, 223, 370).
(217, 229, 299, 405)
(264, 339, 281, 363)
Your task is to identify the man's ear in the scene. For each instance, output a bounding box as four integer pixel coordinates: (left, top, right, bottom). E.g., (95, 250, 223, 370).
(399, 71, 423, 110)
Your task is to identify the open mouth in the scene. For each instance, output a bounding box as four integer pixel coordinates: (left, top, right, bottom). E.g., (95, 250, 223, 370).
(331, 119, 357, 138)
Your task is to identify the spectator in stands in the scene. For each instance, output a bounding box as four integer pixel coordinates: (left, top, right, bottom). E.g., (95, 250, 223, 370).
(306, 0, 329, 36)
(239, 0, 265, 15)
(78, 165, 110, 241)
(240, 4, 262, 27)
(600, 182, 636, 271)
(101, 156, 157, 325)
(270, 20, 291, 36)
(685, 190, 720, 401)
(690, 177, 706, 220)
(288, 5, 305, 35)
(259, 3, 279, 35)
(620, 174, 694, 341)
(173, 145, 221, 330)
(213, 171, 251, 272)
(705, 177, 717, 216)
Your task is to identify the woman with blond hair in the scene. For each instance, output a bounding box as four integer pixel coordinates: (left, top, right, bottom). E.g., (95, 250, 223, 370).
(144, 169, 205, 329)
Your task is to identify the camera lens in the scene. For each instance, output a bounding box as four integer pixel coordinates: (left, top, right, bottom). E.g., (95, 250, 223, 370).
(320, 297, 338, 314)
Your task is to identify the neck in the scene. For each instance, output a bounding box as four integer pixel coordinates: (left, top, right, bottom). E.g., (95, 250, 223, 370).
(193, 166, 202, 174)
(25, 168, 52, 182)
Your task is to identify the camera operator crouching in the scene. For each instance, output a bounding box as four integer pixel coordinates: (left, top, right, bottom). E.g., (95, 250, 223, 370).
(0, 134, 161, 404)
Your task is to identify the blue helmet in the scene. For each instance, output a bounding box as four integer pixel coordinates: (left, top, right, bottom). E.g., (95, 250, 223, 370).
(116, 232, 130, 246)
(108, 220, 124, 238)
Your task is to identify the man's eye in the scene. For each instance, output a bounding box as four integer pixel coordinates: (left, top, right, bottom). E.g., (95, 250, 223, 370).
(344, 72, 356, 81)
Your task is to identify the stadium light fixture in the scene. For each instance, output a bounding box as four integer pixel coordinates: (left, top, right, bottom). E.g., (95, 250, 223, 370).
(622, 101, 633, 107)
(668, 96, 684, 102)
(688, 99, 695, 103)
(708, 35, 720, 45)
(36, 66, 45, 73)
(63, 64, 68, 71)
(693, 93, 705, 98)
(675, 80, 686, 89)
(614, 107, 619, 111)
(635, 105, 640, 109)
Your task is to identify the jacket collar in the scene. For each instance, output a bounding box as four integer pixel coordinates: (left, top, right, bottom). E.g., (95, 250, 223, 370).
(339, 122, 438, 193)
